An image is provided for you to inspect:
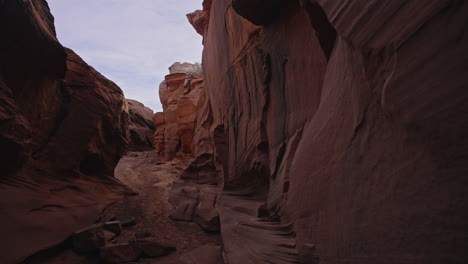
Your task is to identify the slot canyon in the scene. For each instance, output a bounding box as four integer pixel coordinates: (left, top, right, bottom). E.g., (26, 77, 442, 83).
(1, 0, 467, 263)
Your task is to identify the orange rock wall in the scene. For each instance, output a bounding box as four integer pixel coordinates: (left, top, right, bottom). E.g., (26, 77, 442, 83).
(190, 0, 468, 263)
(153, 67, 206, 162)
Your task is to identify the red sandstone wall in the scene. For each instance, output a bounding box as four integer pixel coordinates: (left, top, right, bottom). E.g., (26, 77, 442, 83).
(194, 0, 468, 263)
(0, 1, 131, 262)
(127, 99, 155, 151)
(153, 64, 207, 162)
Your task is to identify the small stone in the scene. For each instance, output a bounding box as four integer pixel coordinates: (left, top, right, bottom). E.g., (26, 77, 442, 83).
(135, 231, 152, 239)
(104, 230, 116, 241)
(103, 221, 122, 234)
(120, 217, 137, 227)
(129, 238, 176, 258)
(99, 243, 142, 263)
(72, 224, 106, 254)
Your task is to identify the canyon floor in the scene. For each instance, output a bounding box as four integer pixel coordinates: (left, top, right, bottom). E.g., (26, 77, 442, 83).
(28, 151, 220, 264)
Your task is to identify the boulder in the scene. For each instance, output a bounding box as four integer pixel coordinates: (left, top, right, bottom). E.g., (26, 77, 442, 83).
(194, 188, 220, 232)
(169, 184, 199, 222)
(103, 221, 122, 235)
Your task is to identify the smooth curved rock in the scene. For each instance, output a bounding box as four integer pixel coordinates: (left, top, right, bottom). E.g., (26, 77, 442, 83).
(191, 0, 468, 263)
(194, 188, 220, 232)
(0, 1, 131, 262)
(127, 99, 155, 151)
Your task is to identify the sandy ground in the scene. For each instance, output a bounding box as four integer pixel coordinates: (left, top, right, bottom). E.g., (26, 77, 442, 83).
(103, 151, 220, 263)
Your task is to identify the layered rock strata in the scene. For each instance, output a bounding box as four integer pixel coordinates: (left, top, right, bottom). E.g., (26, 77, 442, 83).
(153, 63, 206, 162)
(184, 0, 468, 263)
(0, 1, 131, 262)
(153, 62, 221, 234)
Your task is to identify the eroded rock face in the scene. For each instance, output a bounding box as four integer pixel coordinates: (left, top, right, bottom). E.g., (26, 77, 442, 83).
(187, 0, 213, 39)
(127, 99, 155, 151)
(189, 0, 468, 263)
(0, 1, 131, 262)
(153, 62, 222, 233)
(152, 63, 207, 162)
(187, 10, 207, 36)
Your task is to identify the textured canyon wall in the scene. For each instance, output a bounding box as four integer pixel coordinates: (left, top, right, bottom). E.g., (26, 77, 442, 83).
(127, 99, 155, 151)
(190, 0, 468, 263)
(0, 1, 131, 262)
(153, 62, 222, 236)
(153, 63, 208, 162)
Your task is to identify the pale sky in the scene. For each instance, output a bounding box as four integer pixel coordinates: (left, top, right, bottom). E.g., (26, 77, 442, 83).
(47, 0, 204, 112)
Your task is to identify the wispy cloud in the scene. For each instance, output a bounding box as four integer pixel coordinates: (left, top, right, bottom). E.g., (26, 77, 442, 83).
(47, 0, 203, 112)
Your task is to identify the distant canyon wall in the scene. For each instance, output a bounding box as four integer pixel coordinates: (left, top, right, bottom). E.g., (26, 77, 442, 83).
(127, 99, 155, 151)
(153, 63, 208, 162)
(0, 1, 132, 262)
(184, 0, 468, 263)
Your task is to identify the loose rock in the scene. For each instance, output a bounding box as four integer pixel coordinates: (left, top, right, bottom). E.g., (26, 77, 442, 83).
(104, 230, 116, 241)
(103, 221, 122, 235)
(120, 217, 137, 227)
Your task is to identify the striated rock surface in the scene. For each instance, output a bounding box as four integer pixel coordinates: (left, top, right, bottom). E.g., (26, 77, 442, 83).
(186, 0, 468, 263)
(127, 99, 155, 151)
(0, 1, 131, 262)
(153, 62, 206, 161)
(154, 61, 221, 235)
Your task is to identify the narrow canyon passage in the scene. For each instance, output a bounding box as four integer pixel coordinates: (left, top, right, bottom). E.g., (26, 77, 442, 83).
(105, 151, 221, 263)
(27, 151, 221, 263)
(1, 0, 467, 263)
